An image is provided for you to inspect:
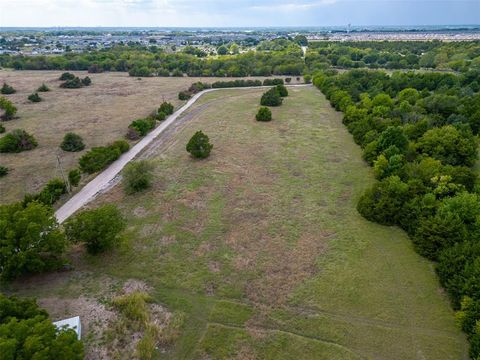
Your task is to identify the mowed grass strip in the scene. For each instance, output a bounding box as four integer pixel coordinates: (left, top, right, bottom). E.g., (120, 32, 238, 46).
(8, 87, 467, 359)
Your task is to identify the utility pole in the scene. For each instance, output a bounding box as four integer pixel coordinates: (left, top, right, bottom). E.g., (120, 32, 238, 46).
(56, 154, 70, 193)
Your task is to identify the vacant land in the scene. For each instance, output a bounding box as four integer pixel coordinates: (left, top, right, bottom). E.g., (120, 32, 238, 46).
(5, 87, 466, 359)
(0, 71, 288, 204)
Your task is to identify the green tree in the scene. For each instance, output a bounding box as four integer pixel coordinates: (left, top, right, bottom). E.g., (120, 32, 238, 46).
(256, 107, 272, 122)
(0, 129, 37, 153)
(0, 202, 66, 280)
(68, 169, 81, 187)
(260, 88, 283, 107)
(60, 133, 85, 152)
(186, 130, 213, 159)
(158, 102, 174, 115)
(416, 125, 477, 167)
(0, 294, 83, 360)
(122, 160, 154, 194)
(65, 204, 125, 254)
(0, 97, 17, 120)
(217, 45, 228, 55)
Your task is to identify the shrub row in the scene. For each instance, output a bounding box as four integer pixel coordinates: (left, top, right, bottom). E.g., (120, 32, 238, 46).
(79, 140, 129, 174)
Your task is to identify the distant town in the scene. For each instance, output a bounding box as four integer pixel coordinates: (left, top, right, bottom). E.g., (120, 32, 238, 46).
(1, 25, 480, 56)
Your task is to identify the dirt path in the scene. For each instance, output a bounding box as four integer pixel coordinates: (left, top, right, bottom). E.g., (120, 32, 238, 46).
(55, 84, 312, 223)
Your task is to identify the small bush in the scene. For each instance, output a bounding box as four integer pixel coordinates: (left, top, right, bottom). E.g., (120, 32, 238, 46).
(60, 77, 82, 88)
(59, 72, 75, 81)
(179, 91, 191, 100)
(0, 165, 8, 177)
(37, 83, 50, 92)
(156, 111, 166, 121)
(276, 84, 289, 97)
(304, 74, 312, 84)
(123, 160, 154, 194)
(128, 118, 156, 137)
(159, 102, 174, 115)
(0, 96, 17, 120)
(37, 178, 67, 205)
(285, 77, 292, 83)
(260, 88, 283, 107)
(61, 132, 85, 152)
(0, 129, 38, 153)
(1, 83, 15, 94)
(81, 76, 92, 86)
(68, 169, 81, 187)
(186, 130, 213, 159)
(0, 123, 5, 133)
(65, 204, 125, 254)
(111, 139, 130, 153)
(28, 93, 42, 102)
(256, 107, 272, 122)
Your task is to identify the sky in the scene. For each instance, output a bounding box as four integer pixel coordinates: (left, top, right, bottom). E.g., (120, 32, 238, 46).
(0, 0, 479, 28)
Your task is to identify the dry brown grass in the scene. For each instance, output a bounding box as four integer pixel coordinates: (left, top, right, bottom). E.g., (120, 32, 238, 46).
(0, 71, 271, 204)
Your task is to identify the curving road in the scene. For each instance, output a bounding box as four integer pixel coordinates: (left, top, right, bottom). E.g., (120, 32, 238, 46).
(55, 84, 312, 223)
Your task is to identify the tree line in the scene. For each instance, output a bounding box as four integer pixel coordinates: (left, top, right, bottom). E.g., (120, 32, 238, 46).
(314, 68, 480, 358)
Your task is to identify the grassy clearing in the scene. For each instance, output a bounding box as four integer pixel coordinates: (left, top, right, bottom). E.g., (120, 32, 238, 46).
(5, 86, 467, 359)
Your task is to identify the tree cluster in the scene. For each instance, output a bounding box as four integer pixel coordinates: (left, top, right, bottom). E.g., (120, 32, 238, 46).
(314, 68, 480, 357)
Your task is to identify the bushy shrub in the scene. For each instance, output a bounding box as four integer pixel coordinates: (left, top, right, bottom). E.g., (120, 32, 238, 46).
(27, 93, 42, 103)
(112, 139, 130, 153)
(129, 66, 153, 77)
(285, 77, 292, 83)
(263, 78, 284, 86)
(68, 169, 81, 187)
(0, 165, 8, 177)
(260, 88, 283, 107)
(81, 76, 92, 86)
(123, 160, 154, 194)
(159, 102, 174, 115)
(179, 91, 191, 100)
(79, 140, 129, 174)
(156, 111, 166, 121)
(128, 117, 156, 137)
(0, 201, 67, 280)
(0, 129, 38, 153)
(0, 123, 5, 133)
(1, 83, 16, 94)
(65, 204, 125, 254)
(84, 147, 120, 170)
(212, 79, 262, 88)
(0, 96, 17, 120)
(60, 132, 85, 152)
(276, 84, 289, 97)
(304, 74, 312, 84)
(59, 72, 75, 81)
(37, 178, 67, 205)
(37, 83, 50, 92)
(186, 130, 213, 159)
(60, 77, 82, 88)
(256, 107, 272, 121)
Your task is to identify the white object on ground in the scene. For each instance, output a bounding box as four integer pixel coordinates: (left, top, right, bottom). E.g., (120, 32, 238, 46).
(53, 316, 82, 340)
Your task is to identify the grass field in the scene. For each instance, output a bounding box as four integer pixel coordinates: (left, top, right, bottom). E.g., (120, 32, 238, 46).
(4, 86, 467, 359)
(0, 71, 289, 204)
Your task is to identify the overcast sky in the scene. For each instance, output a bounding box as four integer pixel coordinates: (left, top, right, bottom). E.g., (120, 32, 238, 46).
(0, 0, 478, 28)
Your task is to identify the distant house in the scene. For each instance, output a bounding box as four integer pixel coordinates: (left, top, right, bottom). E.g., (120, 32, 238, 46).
(53, 316, 82, 340)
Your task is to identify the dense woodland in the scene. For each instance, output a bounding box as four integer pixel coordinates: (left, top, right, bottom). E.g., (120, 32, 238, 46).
(1, 39, 479, 77)
(314, 68, 480, 357)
